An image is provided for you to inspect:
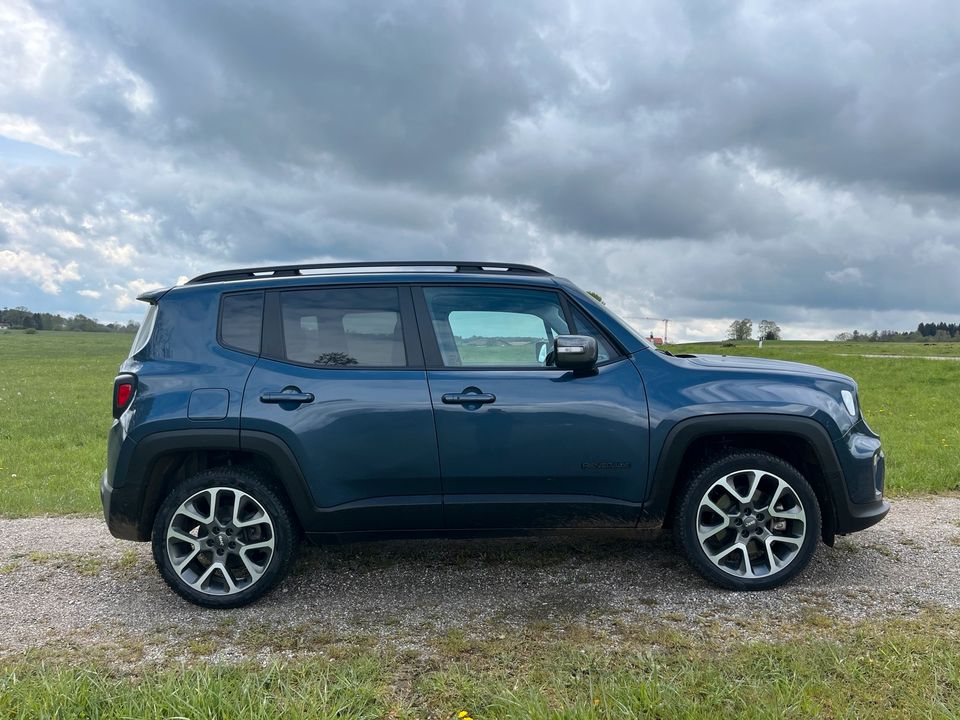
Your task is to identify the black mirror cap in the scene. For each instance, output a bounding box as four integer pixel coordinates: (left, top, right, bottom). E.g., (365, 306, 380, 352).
(554, 335, 598, 370)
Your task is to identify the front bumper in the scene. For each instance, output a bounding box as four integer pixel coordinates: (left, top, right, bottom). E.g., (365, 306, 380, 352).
(832, 421, 889, 534)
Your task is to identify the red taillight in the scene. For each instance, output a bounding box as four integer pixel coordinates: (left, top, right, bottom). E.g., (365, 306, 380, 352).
(113, 375, 137, 418)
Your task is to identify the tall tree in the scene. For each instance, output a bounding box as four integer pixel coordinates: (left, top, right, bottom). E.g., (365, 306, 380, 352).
(727, 318, 753, 340)
(758, 320, 782, 341)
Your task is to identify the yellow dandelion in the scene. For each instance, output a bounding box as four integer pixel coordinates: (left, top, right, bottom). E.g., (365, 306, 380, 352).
(458, 713, 469, 719)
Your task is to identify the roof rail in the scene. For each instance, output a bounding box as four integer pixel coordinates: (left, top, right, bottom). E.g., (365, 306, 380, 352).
(186, 261, 551, 285)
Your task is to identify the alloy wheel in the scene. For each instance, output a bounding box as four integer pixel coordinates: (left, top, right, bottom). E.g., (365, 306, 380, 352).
(165, 486, 276, 596)
(696, 469, 807, 579)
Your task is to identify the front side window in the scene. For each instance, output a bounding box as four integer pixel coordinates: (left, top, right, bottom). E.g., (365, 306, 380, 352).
(423, 286, 570, 367)
(280, 287, 406, 367)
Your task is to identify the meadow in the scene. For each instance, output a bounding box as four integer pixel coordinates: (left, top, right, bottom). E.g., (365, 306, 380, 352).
(1, 332, 958, 517)
(2, 331, 960, 718)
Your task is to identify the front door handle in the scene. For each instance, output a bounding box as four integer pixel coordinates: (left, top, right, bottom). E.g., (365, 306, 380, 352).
(441, 392, 496, 405)
(260, 390, 315, 405)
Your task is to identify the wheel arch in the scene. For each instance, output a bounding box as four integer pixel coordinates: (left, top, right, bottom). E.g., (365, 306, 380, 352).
(644, 414, 842, 544)
(115, 429, 315, 540)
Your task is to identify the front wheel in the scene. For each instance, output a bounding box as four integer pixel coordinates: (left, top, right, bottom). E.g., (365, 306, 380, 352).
(674, 451, 821, 590)
(151, 467, 298, 608)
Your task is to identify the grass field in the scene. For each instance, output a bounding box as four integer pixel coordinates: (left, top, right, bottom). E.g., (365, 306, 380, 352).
(1, 332, 958, 517)
(2, 610, 959, 718)
(0, 331, 132, 516)
(2, 330, 960, 716)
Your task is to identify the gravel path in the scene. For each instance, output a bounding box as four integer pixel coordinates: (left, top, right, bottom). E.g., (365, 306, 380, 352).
(1, 495, 958, 658)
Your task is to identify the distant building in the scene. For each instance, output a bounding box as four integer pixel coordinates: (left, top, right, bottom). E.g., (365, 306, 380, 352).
(0, 323, 10, 330)
(648, 334, 664, 346)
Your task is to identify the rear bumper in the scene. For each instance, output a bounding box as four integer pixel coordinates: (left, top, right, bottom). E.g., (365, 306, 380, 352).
(101, 468, 146, 541)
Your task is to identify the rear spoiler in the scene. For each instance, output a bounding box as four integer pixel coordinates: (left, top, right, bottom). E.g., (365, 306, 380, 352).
(136, 286, 172, 304)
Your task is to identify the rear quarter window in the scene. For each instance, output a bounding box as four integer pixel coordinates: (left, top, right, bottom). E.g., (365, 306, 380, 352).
(219, 292, 264, 354)
(129, 304, 157, 357)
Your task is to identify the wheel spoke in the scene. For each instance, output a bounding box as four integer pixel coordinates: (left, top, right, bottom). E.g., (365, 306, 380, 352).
(172, 547, 200, 572)
(764, 537, 781, 573)
(770, 535, 803, 548)
(240, 552, 268, 579)
(168, 528, 200, 546)
(219, 563, 238, 594)
(241, 539, 274, 553)
(740, 543, 754, 577)
(697, 497, 731, 542)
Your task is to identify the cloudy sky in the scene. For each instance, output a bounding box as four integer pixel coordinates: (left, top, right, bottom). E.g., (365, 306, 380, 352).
(2, 0, 959, 341)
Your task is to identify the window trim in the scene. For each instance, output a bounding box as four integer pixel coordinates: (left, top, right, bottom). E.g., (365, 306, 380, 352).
(217, 290, 265, 356)
(261, 284, 424, 370)
(412, 283, 625, 371)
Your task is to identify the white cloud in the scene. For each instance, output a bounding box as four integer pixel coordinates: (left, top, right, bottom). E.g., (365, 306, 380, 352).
(0, 249, 80, 294)
(825, 267, 865, 285)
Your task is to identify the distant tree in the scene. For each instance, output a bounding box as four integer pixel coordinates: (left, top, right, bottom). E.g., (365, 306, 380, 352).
(835, 332, 853, 342)
(586, 291, 605, 305)
(758, 320, 782, 341)
(727, 318, 753, 341)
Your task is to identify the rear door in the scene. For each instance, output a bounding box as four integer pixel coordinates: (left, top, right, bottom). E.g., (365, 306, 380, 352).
(415, 284, 649, 529)
(241, 284, 441, 531)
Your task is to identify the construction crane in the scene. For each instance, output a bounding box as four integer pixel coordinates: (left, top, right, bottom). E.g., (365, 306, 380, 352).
(626, 316, 671, 344)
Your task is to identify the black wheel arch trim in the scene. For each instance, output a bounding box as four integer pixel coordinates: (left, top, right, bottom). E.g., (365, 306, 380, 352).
(104, 428, 318, 541)
(641, 413, 888, 538)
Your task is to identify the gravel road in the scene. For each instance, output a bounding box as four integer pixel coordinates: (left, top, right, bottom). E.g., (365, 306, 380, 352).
(1, 495, 958, 660)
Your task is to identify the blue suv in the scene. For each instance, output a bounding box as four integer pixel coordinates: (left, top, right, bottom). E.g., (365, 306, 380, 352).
(101, 261, 888, 607)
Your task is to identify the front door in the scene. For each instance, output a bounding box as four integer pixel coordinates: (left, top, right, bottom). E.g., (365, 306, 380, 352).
(415, 284, 649, 529)
(241, 285, 441, 531)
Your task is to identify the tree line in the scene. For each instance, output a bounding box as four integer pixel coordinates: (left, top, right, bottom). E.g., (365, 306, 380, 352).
(836, 323, 960, 343)
(0, 307, 139, 333)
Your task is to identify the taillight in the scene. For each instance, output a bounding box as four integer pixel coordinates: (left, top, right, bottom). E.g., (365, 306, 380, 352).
(113, 374, 137, 418)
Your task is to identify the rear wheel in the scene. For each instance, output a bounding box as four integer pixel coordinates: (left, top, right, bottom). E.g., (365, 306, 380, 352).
(151, 467, 298, 608)
(674, 451, 820, 590)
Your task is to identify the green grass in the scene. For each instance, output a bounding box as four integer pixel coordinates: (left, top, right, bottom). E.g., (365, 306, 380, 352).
(0, 332, 957, 517)
(0, 331, 130, 516)
(667, 340, 960, 494)
(2, 612, 960, 718)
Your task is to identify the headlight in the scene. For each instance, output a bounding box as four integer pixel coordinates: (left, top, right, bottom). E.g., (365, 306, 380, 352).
(841, 389, 857, 417)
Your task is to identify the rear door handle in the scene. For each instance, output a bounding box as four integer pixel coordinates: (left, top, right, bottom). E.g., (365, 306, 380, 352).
(441, 392, 496, 405)
(260, 391, 314, 405)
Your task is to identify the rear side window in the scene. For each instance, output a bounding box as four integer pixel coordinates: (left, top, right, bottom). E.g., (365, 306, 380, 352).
(220, 292, 264, 354)
(279, 287, 406, 367)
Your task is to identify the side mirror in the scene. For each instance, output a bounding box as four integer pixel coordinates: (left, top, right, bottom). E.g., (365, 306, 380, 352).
(554, 335, 598, 371)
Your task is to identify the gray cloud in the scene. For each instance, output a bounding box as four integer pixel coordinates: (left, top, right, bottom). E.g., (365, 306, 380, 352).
(1, 0, 959, 337)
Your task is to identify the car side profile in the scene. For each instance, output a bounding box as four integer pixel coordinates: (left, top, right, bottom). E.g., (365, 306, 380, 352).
(101, 261, 889, 607)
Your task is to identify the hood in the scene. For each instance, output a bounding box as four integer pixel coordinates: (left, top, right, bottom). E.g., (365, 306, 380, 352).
(679, 353, 853, 383)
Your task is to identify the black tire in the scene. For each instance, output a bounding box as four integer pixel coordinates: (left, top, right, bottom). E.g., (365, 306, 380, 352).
(673, 451, 821, 591)
(151, 467, 299, 608)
